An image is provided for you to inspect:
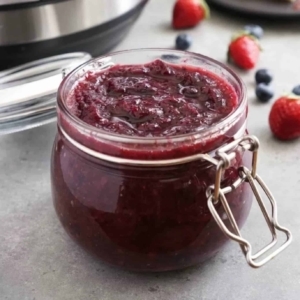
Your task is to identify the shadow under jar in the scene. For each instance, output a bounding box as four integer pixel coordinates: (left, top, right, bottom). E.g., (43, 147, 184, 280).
(51, 49, 290, 271)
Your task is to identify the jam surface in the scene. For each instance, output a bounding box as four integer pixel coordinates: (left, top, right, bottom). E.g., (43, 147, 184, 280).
(66, 60, 238, 137)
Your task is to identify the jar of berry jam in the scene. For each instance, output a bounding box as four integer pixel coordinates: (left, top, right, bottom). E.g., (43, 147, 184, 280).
(51, 49, 292, 271)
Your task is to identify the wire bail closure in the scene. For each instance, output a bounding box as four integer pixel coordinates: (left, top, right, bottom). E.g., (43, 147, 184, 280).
(206, 135, 292, 268)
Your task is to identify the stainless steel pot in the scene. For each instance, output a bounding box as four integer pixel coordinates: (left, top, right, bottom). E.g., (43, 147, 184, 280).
(0, 0, 148, 70)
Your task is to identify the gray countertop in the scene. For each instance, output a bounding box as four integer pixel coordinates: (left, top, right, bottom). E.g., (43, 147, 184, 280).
(1, 1, 300, 299)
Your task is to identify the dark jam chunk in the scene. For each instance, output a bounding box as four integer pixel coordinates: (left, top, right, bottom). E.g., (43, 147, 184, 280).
(67, 60, 238, 137)
(52, 60, 252, 272)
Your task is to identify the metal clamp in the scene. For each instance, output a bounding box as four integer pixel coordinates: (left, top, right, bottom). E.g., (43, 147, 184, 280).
(206, 135, 292, 268)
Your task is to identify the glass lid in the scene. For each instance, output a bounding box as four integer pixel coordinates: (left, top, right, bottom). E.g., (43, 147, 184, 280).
(0, 52, 91, 135)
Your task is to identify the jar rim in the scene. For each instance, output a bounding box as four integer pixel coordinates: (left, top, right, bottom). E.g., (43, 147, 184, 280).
(57, 48, 247, 145)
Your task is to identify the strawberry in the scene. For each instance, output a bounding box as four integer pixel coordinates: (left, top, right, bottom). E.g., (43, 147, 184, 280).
(172, 0, 210, 29)
(228, 33, 261, 70)
(269, 95, 300, 140)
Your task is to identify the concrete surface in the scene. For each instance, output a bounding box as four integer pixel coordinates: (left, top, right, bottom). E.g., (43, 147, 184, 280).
(1, 1, 300, 299)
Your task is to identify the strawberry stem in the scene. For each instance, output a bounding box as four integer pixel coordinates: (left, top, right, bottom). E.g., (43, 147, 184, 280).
(199, 0, 210, 19)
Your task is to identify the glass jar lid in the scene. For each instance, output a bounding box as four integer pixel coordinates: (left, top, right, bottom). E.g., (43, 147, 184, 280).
(0, 52, 91, 135)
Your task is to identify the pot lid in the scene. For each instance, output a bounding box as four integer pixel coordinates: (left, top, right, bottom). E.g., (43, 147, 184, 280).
(0, 52, 91, 135)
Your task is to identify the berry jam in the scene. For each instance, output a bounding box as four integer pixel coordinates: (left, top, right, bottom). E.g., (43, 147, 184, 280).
(66, 60, 238, 138)
(52, 57, 252, 271)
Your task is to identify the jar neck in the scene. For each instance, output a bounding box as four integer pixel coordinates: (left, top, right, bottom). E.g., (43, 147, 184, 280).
(58, 106, 248, 164)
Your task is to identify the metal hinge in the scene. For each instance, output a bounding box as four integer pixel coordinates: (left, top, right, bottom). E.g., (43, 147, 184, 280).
(206, 135, 292, 268)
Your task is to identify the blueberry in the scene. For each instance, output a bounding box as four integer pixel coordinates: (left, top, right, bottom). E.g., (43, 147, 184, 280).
(175, 34, 192, 51)
(244, 24, 264, 39)
(256, 83, 274, 103)
(292, 85, 300, 96)
(161, 54, 180, 61)
(255, 69, 273, 84)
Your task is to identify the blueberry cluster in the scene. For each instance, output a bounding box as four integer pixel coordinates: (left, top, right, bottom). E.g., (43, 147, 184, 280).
(255, 69, 274, 103)
(255, 69, 300, 102)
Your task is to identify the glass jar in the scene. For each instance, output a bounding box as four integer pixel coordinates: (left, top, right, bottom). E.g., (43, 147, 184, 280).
(51, 49, 291, 271)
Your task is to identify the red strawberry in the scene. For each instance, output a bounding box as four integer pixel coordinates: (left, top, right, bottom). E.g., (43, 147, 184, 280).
(228, 34, 261, 70)
(269, 95, 300, 140)
(172, 0, 210, 29)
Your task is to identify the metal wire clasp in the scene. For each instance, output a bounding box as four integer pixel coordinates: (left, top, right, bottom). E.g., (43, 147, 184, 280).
(206, 135, 292, 268)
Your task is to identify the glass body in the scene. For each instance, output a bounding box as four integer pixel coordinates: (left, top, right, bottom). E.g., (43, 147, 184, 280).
(51, 49, 252, 271)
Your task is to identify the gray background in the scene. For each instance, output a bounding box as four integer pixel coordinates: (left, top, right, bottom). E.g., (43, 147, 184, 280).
(1, 0, 300, 299)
